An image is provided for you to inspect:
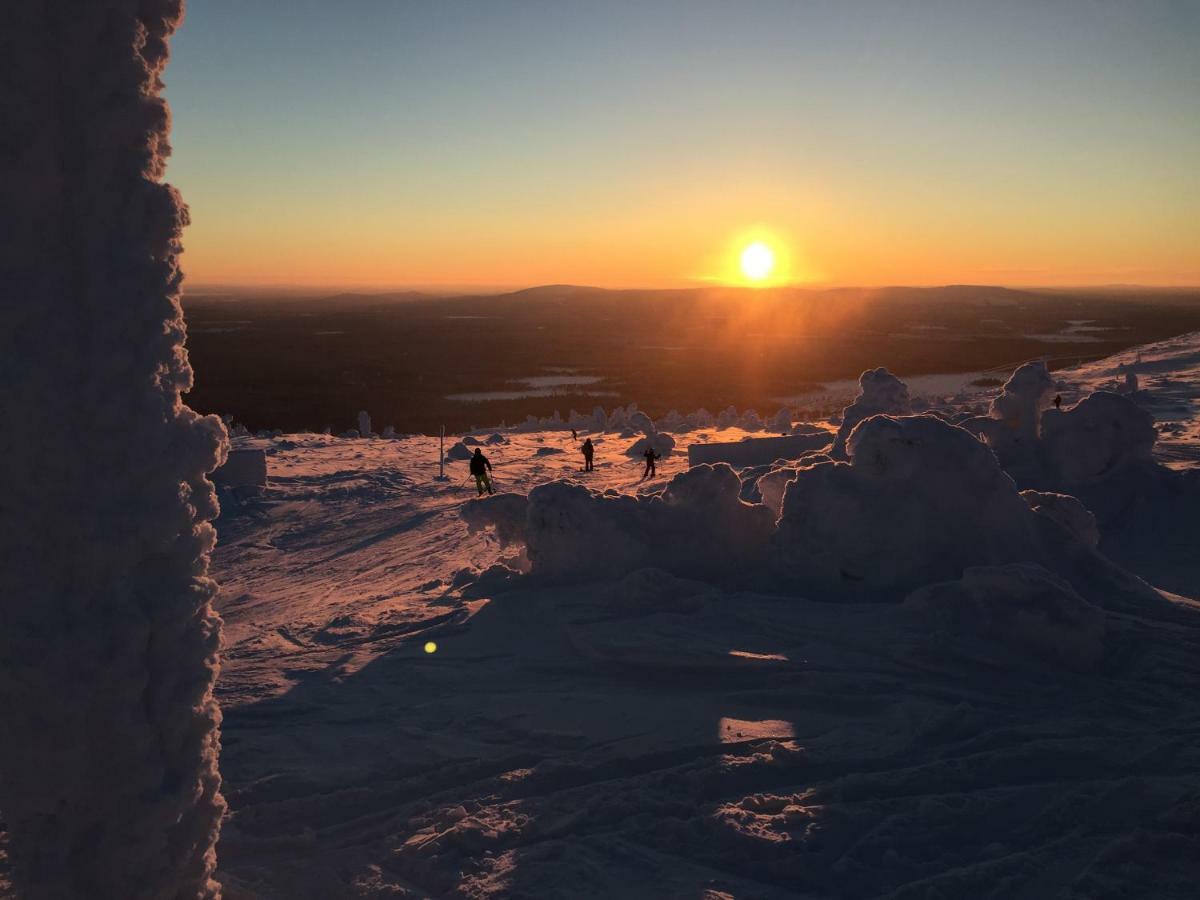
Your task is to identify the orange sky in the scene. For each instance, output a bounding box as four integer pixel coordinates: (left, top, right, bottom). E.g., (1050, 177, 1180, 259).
(167, 3, 1200, 290)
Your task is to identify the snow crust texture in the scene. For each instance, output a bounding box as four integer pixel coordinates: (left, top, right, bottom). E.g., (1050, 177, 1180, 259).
(0, 5, 227, 897)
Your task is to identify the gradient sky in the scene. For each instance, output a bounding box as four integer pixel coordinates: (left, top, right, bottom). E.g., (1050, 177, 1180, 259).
(166, 0, 1200, 289)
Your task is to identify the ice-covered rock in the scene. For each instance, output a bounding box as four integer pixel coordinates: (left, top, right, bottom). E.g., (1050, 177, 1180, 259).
(905, 563, 1105, 672)
(831, 368, 912, 458)
(445, 441, 474, 461)
(357, 410, 373, 439)
(768, 408, 792, 433)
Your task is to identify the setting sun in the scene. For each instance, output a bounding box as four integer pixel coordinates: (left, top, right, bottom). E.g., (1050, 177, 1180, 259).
(740, 241, 776, 282)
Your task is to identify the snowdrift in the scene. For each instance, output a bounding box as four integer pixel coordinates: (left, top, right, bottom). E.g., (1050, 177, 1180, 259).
(905, 563, 1105, 671)
(464, 464, 774, 582)
(463, 413, 1163, 620)
(772, 415, 1042, 598)
(959, 363, 1200, 592)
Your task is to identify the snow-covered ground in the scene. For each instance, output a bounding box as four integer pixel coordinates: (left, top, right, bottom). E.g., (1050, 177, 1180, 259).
(181, 335, 1200, 896)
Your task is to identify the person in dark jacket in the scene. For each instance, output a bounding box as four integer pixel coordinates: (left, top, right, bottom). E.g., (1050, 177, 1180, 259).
(641, 446, 660, 479)
(469, 448, 494, 496)
(581, 438, 595, 472)
(1054, 393, 1062, 410)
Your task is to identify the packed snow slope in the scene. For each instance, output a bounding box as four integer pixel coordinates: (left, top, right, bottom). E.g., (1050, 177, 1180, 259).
(136, 335, 1200, 897)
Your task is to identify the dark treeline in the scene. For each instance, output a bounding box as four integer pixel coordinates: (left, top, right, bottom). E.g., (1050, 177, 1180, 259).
(183, 284, 1200, 434)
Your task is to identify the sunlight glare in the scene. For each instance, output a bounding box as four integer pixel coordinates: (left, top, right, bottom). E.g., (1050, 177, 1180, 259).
(740, 241, 775, 282)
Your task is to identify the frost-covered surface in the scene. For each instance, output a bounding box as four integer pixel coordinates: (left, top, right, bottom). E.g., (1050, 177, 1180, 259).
(831, 367, 913, 458)
(24, 337, 1197, 898)
(0, 5, 226, 897)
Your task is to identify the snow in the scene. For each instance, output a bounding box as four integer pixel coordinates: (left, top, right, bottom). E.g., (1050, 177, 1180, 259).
(1041, 391, 1157, 485)
(212, 447, 268, 488)
(831, 367, 913, 458)
(9, 332, 1198, 896)
(520, 463, 775, 582)
(687, 432, 833, 468)
(905, 563, 1106, 671)
(0, 5, 225, 897)
(771, 414, 1053, 599)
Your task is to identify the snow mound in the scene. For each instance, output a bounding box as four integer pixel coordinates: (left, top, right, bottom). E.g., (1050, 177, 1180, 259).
(602, 568, 717, 616)
(1041, 391, 1157, 485)
(832, 368, 912, 458)
(755, 453, 834, 516)
(461, 493, 530, 548)
(524, 464, 774, 582)
(445, 441, 474, 461)
(534, 446, 564, 456)
(1021, 490, 1100, 548)
(905, 563, 1105, 672)
(626, 432, 676, 458)
(771, 415, 1040, 598)
(485, 432, 507, 445)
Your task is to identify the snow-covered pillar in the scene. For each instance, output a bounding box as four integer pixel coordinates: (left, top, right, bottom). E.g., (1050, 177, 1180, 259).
(0, 3, 228, 897)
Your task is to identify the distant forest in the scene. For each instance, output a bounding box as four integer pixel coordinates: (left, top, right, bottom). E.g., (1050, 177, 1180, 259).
(183, 285, 1200, 434)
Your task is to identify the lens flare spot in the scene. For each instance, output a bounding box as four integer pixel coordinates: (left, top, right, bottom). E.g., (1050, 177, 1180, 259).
(424, 641, 438, 654)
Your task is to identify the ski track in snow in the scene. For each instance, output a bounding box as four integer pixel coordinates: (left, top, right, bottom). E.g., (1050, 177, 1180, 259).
(8, 336, 1200, 899)
(210, 336, 1200, 897)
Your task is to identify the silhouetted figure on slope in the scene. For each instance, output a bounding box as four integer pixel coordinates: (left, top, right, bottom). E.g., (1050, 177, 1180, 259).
(469, 448, 494, 496)
(571, 428, 578, 442)
(1054, 394, 1062, 410)
(642, 446, 661, 480)
(581, 438, 595, 472)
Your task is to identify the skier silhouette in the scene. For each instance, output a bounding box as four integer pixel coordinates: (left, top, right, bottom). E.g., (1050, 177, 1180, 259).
(581, 437, 595, 472)
(641, 446, 660, 480)
(1054, 394, 1062, 410)
(469, 448, 494, 496)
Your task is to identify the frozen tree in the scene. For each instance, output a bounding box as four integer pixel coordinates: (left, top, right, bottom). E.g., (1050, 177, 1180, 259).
(831, 368, 912, 458)
(0, 3, 227, 897)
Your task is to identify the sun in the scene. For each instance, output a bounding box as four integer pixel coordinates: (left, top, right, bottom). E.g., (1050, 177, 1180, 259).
(740, 241, 775, 282)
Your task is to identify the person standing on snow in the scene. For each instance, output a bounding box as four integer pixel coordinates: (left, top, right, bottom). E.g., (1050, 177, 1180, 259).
(581, 437, 595, 472)
(469, 447, 494, 496)
(1054, 394, 1062, 410)
(641, 445, 660, 480)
